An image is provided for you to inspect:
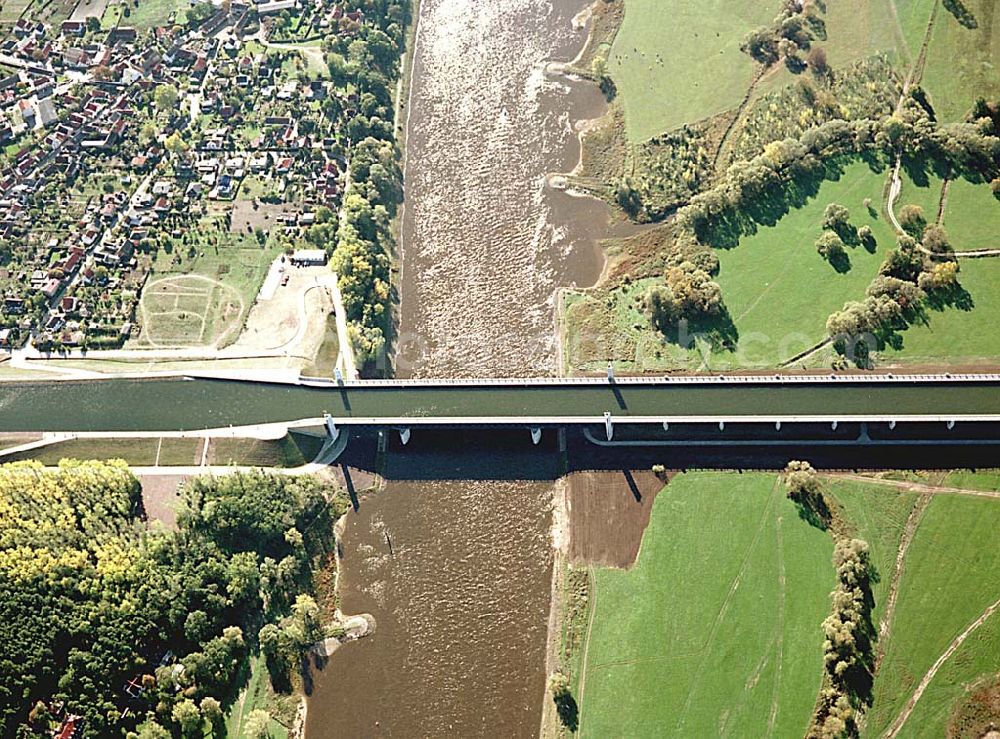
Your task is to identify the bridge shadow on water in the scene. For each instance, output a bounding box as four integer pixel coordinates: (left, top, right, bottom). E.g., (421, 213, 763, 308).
(335, 425, 1000, 481)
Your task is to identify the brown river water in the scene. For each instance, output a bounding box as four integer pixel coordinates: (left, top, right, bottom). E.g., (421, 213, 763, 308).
(306, 0, 609, 736)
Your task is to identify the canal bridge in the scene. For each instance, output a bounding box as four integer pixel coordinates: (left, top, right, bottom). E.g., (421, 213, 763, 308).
(3, 373, 1000, 472)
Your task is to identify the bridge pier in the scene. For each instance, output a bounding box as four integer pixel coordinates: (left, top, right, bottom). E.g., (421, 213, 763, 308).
(718, 420, 725, 431)
(604, 411, 613, 441)
(399, 427, 411, 445)
(831, 420, 838, 431)
(947, 420, 956, 430)
(889, 420, 897, 430)
(323, 413, 339, 442)
(775, 420, 781, 431)
(662, 421, 669, 432)
(530, 427, 542, 445)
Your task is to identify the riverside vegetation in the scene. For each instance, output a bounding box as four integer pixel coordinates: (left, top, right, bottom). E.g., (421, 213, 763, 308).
(562, 0, 1000, 372)
(0, 461, 351, 736)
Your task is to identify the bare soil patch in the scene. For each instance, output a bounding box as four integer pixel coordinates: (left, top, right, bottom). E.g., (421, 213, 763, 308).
(229, 200, 298, 234)
(139, 474, 190, 529)
(564, 469, 666, 568)
(948, 676, 1000, 739)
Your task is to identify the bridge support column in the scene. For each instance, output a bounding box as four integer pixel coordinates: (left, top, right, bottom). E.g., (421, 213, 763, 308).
(775, 421, 781, 431)
(831, 420, 838, 431)
(947, 420, 956, 430)
(662, 421, 669, 432)
(530, 427, 542, 445)
(604, 411, 613, 441)
(607, 362, 615, 381)
(323, 413, 339, 442)
(399, 427, 411, 445)
(718, 420, 725, 431)
(334, 367, 344, 384)
(889, 420, 897, 430)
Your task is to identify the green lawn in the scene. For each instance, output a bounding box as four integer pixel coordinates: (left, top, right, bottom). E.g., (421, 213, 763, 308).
(921, 0, 1000, 122)
(578, 472, 834, 738)
(897, 171, 946, 225)
(880, 257, 1000, 365)
(711, 161, 895, 368)
(865, 493, 1000, 737)
(609, 0, 775, 142)
(942, 178, 1000, 249)
(0, 437, 208, 466)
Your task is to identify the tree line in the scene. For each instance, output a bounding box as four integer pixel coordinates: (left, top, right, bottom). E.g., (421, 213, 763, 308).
(643, 87, 1000, 355)
(783, 462, 876, 738)
(324, 0, 410, 370)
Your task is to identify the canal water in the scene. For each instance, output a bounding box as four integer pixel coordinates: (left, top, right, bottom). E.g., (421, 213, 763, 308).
(306, 0, 602, 735)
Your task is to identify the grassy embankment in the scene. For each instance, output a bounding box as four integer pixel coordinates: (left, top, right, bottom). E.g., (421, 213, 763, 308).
(576, 472, 834, 737)
(0, 433, 317, 467)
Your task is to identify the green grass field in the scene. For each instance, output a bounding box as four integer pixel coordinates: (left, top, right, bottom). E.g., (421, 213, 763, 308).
(892, 0, 938, 57)
(609, 0, 775, 142)
(134, 227, 277, 348)
(127, 0, 187, 27)
(577, 472, 834, 738)
(821, 0, 903, 68)
(897, 171, 946, 225)
(880, 257, 1000, 366)
(942, 178, 1000, 249)
(921, 0, 1000, 123)
(712, 161, 894, 365)
(865, 492, 1000, 737)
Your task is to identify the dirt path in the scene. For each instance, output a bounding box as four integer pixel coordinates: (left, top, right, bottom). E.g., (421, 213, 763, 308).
(875, 493, 932, 671)
(954, 248, 1000, 258)
(936, 178, 950, 225)
(884, 595, 1000, 738)
(711, 64, 768, 173)
(886, 0, 940, 233)
(823, 472, 1000, 500)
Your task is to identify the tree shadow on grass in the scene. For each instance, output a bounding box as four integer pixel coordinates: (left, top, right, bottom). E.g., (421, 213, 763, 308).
(661, 309, 740, 354)
(554, 693, 579, 733)
(827, 249, 852, 273)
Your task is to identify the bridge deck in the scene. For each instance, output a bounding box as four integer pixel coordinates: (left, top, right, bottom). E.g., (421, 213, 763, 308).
(1, 374, 1000, 432)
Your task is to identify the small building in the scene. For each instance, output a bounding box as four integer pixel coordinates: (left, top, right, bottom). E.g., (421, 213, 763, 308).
(290, 249, 327, 267)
